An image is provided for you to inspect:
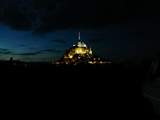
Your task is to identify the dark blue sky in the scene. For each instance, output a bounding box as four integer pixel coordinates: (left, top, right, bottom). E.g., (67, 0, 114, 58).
(0, 0, 160, 62)
(0, 24, 128, 62)
(0, 21, 160, 62)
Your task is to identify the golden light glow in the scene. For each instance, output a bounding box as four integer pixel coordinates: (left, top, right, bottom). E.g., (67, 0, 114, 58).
(69, 55, 73, 59)
(75, 48, 86, 54)
(89, 48, 92, 55)
(77, 41, 87, 48)
(88, 61, 93, 64)
(56, 39, 111, 65)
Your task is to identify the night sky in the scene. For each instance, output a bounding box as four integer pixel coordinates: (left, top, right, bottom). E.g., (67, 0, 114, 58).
(0, 0, 160, 62)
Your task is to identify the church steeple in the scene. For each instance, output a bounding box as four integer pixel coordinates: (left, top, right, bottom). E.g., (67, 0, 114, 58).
(73, 32, 87, 48)
(78, 32, 81, 41)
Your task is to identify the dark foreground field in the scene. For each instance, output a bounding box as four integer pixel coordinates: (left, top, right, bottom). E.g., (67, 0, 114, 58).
(0, 62, 159, 119)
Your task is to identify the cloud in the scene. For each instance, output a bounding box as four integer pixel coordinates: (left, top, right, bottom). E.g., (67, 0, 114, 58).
(19, 44, 28, 48)
(0, 47, 62, 57)
(51, 39, 67, 44)
(0, 0, 132, 32)
(16, 48, 62, 56)
(42, 49, 62, 53)
(89, 38, 107, 44)
(0, 48, 13, 55)
(17, 52, 41, 56)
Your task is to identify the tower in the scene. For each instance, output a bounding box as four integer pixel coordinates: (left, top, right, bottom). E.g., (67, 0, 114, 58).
(78, 32, 81, 41)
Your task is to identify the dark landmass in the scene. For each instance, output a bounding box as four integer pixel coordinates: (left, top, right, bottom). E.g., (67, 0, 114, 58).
(0, 60, 159, 119)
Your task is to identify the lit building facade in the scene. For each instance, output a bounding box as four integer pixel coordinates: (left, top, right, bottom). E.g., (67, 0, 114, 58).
(56, 32, 111, 65)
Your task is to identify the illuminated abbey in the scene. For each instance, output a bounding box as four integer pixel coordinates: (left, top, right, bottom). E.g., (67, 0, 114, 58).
(56, 32, 111, 65)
